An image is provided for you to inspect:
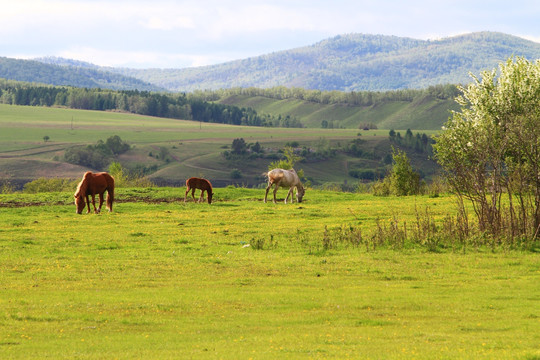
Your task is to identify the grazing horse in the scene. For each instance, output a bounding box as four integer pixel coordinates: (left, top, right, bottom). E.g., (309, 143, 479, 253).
(74, 171, 115, 214)
(264, 168, 305, 204)
(185, 177, 213, 204)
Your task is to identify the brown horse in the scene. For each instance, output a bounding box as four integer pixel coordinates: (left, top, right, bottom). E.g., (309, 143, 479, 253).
(74, 171, 115, 214)
(184, 177, 213, 204)
(264, 168, 305, 204)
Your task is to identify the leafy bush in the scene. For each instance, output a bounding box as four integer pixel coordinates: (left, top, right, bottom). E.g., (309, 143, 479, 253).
(23, 178, 78, 193)
(1, 180, 15, 194)
(64, 144, 110, 170)
(372, 177, 391, 196)
(372, 148, 421, 196)
(230, 169, 243, 179)
(64, 135, 130, 170)
(388, 148, 421, 196)
(108, 162, 154, 188)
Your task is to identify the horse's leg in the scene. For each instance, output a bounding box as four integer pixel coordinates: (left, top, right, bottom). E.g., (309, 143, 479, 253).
(85, 195, 91, 214)
(191, 188, 196, 202)
(285, 187, 294, 204)
(184, 187, 190, 203)
(198, 190, 205, 203)
(97, 193, 104, 213)
(264, 182, 272, 203)
(91, 194, 98, 213)
(273, 181, 280, 204)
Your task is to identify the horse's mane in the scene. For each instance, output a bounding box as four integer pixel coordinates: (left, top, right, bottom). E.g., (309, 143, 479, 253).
(74, 171, 91, 197)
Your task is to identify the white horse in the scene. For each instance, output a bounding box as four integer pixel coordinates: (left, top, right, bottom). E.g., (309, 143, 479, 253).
(264, 168, 305, 204)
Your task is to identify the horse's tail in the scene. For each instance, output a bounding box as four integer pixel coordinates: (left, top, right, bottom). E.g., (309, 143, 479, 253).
(107, 175, 115, 212)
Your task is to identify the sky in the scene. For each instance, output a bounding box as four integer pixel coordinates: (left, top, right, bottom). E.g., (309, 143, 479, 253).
(2, 0, 540, 69)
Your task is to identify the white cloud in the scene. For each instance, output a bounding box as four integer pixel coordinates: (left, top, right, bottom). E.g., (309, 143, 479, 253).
(1, 0, 539, 68)
(142, 15, 195, 31)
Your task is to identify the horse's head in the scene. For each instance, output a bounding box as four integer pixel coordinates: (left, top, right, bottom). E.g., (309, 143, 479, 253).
(296, 187, 305, 203)
(74, 194, 85, 214)
(208, 192, 214, 204)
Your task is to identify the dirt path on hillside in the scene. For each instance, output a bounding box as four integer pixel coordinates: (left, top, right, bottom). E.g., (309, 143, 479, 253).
(0, 143, 70, 158)
(150, 145, 229, 174)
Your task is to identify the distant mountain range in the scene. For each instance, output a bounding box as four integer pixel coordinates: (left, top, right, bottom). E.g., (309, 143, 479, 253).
(3, 31, 540, 92)
(0, 57, 164, 92)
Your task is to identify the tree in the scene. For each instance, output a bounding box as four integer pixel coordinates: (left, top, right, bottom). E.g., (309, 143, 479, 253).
(106, 135, 130, 155)
(434, 57, 540, 241)
(250, 141, 262, 154)
(372, 148, 421, 196)
(389, 148, 421, 196)
(231, 138, 247, 155)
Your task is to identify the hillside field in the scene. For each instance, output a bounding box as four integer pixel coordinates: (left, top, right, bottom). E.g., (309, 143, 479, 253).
(0, 104, 439, 188)
(1, 187, 539, 359)
(216, 93, 458, 130)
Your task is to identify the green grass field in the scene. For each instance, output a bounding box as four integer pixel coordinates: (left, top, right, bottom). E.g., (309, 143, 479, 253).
(2, 104, 400, 186)
(1, 187, 539, 359)
(217, 94, 458, 130)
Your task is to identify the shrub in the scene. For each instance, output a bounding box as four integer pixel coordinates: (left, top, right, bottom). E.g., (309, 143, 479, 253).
(108, 162, 154, 188)
(63, 135, 130, 170)
(230, 169, 242, 179)
(373, 148, 421, 196)
(23, 178, 78, 193)
(434, 57, 540, 242)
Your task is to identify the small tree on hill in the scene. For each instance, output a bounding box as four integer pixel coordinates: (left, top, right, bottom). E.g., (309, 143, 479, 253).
(106, 135, 130, 155)
(231, 138, 247, 155)
(373, 148, 421, 196)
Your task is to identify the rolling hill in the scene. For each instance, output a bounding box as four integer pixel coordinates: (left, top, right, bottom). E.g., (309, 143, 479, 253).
(0, 104, 438, 189)
(112, 31, 540, 92)
(12, 31, 540, 93)
(211, 87, 460, 130)
(0, 57, 164, 91)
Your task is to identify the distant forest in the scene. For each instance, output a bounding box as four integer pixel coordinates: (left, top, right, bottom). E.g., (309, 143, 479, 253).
(189, 84, 460, 106)
(0, 78, 458, 128)
(0, 79, 302, 128)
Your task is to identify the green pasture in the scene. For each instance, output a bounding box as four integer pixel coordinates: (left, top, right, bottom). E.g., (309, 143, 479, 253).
(0, 104, 401, 186)
(1, 187, 539, 359)
(217, 94, 457, 130)
(0, 104, 363, 147)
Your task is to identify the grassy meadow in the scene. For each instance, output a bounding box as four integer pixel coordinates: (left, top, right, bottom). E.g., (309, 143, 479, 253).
(1, 187, 539, 359)
(216, 93, 458, 130)
(0, 104, 434, 187)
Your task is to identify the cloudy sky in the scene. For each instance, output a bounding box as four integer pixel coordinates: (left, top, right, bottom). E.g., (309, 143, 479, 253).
(2, 0, 539, 69)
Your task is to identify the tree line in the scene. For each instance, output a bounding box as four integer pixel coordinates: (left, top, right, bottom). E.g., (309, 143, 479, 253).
(0, 78, 457, 128)
(0, 79, 302, 128)
(389, 129, 433, 154)
(189, 84, 460, 107)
